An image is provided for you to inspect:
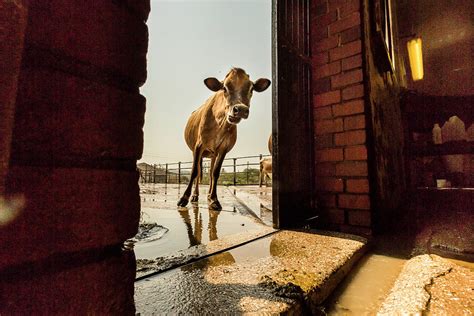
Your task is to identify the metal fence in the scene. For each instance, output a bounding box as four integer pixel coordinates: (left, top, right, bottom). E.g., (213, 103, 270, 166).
(139, 154, 271, 186)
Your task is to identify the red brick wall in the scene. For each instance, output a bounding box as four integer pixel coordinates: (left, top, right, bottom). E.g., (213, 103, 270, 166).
(311, 0, 372, 236)
(0, 1, 27, 194)
(1, 0, 149, 269)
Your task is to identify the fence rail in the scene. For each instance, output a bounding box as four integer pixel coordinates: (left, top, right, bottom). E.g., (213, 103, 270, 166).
(139, 154, 271, 186)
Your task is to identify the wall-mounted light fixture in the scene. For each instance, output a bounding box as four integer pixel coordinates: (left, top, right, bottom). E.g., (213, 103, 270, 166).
(407, 37, 424, 81)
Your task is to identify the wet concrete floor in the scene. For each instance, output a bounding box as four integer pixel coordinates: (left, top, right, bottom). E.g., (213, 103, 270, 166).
(378, 254, 474, 315)
(135, 207, 266, 259)
(134, 183, 473, 314)
(133, 184, 274, 276)
(320, 233, 474, 315)
(230, 185, 273, 225)
(135, 230, 368, 314)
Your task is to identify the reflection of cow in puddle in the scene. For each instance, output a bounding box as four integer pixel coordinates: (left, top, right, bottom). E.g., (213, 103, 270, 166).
(178, 207, 236, 268)
(178, 207, 220, 247)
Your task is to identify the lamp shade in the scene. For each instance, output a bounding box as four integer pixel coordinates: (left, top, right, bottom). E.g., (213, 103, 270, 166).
(407, 38, 424, 81)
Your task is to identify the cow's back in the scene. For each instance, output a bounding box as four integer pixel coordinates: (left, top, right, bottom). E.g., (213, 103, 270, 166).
(268, 135, 272, 155)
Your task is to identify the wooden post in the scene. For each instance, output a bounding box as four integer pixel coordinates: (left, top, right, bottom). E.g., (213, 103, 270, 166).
(178, 162, 181, 185)
(165, 163, 168, 184)
(145, 164, 148, 183)
(246, 161, 249, 184)
(153, 164, 156, 183)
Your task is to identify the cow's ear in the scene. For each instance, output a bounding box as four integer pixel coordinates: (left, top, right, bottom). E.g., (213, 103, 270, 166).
(204, 77, 223, 92)
(253, 78, 271, 92)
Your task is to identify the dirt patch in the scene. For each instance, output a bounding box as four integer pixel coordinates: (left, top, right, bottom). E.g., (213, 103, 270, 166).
(130, 222, 168, 243)
(136, 251, 202, 278)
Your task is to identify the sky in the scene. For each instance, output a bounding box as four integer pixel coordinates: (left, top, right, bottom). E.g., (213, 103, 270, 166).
(140, 0, 272, 164)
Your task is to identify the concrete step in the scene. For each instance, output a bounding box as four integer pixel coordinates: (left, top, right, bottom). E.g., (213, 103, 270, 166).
(134, 229, 368, 314)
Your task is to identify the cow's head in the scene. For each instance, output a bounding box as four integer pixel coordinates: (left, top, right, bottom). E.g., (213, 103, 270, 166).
(204, 68, 271, 125)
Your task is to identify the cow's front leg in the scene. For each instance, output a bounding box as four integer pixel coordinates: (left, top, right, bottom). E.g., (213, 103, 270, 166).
(208, 157, 216, 196)
(208, 152, 226, 211)
(191, 158, 202, 203)
(178, 144, 203, 207)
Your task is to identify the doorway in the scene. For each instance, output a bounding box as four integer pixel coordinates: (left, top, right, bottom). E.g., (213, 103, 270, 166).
(133, 0, 317, 277)
(135, 0, 277, 277)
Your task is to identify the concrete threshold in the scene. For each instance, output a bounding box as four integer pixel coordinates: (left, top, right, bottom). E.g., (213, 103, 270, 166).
(378, 254, 474, 315)
(135, 229, 368, 314)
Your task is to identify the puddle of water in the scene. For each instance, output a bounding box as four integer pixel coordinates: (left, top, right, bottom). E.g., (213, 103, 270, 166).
(230, 186, 273, 226)
(140, 184, 270, 216)
(134, 207, 267, 259)
(227, 235, 272, 263)
(324, 254, 406, 315)
(134, 183, 274, 260)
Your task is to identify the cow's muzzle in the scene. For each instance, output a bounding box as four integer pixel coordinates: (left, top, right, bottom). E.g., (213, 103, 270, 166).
(232, 104, 249, 119)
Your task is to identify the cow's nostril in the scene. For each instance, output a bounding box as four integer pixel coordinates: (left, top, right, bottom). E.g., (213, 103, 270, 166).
(233, 106, 239, 115)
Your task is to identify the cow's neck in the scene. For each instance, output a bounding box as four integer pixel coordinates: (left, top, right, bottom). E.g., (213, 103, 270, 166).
(210, 93, 237, 151)
(212, 93, 237, 131)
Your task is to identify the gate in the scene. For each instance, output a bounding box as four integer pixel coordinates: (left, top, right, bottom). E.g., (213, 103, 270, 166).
(273, 0, 316, 228)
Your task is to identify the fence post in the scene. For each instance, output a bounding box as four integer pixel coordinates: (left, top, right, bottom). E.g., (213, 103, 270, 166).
(233, 158, 237, 186)
(145, 164, 148, 183)
(246, 161, 249, 184)
(153, 164, 156, 183)
(178, 162, 181, 185)
(165, 163, 168, 184)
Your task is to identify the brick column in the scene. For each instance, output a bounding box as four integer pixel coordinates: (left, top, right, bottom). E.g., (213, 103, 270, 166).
(0, 1, 27, 194)
(311, 0, 371, 235)
(1, 0, 150, 268)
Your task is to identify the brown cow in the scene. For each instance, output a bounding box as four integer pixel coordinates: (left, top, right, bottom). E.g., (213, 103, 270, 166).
(259, 134, 273, 187)
(259, 157, 272, 187)
(268, 134, 272, 155)
(177, 68, 271, 210)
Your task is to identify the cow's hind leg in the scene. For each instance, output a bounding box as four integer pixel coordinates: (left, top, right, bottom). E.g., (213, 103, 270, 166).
(208, 153, 226, 211)
(178, 144, 203, 207)
(191, 158, 202, 203)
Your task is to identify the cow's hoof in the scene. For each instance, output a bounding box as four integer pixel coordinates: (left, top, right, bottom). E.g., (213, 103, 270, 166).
(208, 200, 222, 211)
(191, 195, 199, 203)
(177, 197, 189, 207)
